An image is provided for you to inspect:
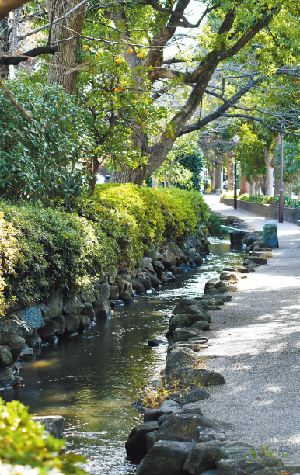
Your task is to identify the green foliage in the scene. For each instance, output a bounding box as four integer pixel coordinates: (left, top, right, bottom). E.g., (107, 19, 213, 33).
(0, 398, 86, 475)
(206, 214, 227, 237)
(0, 186, 208, 310)
(1, 201, 116, 307)
(178, 153, 203, 191)
(0, 76, 91, 208)
(153, 187, 209, 243)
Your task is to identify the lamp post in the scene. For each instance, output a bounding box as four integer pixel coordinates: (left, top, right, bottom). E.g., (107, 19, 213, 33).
(279, 133, 284, 223)
(232, 135, 239, 209)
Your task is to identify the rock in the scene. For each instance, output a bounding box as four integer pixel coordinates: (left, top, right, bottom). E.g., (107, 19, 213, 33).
(145, 270, 162, 287)
(148, 339, 167, 347)
(235, 266, 255, 274)
(19, 344, 34, 359)
(166, 348, 198, 375)
(220, 271, 239, 282)
(46, 293, 63, 319)
(183, 441, 223, 474)
(38, 320, 58, 340)
(174, 267, 183, 275)
(169, 312, 210, 334)
(141, 257, 154, 270)
(173, 299, 199, 315)
(132, 279, 146, 295)
(119, 291, 134, 305)
(159, 399, 182, 412)
(64, 314, 80, 334)
(216, 453, 283, 475)
(168, 387, 209, 405)
(162, 250, 177, 269)
(9, 335, 25, 361)
(137, 277, 152, 291)
(190, 321, 210, 331)
(204, 279, 226, 294)
(0, 345, 12, 365)
(53, 316, 65, 336)
(94, 300, 111, 318)
(136, 440, 194, 475)
(155, 413, 222, 443)
(144, 409, 174, 423)
(26, 329, 42, 348)
(79, 315, 90, 331)
(12, 306, 45, 329)
(63, 297, 84, 315)
(94, 283, 110, 301)
(197, 427, 230, 443)
(161, 273, 169, 284)
(80, 302, 95, 321)
(173, 328, 200, 343)
(193, 255, 203, 266)
(167, 368, 225, 387)
(246, 256, 267, 265)
(0, 366, 14, 385)
(0, 322, 15, 345)
(31, 415, 65, 438)
(108, 300, 124, 308)
(109, 285, 120, 300)
(125, 422, 160, 459)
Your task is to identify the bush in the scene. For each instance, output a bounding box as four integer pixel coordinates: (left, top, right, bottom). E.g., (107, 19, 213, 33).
(1, 201, 116, 307)
(0, 398, 86, 475)
(0, 186, 209, 312)
(206, 213, 227, 237)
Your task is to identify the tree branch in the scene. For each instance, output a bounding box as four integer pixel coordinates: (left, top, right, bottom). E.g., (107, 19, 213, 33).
(0, 46, 58, 65)
(0, 79, 32, 121)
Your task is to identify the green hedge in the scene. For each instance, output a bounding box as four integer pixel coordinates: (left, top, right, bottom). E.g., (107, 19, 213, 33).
(0, 185, 208, 311)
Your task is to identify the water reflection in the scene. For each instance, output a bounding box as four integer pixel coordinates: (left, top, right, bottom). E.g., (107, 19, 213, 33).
(1, 237, 244, 474)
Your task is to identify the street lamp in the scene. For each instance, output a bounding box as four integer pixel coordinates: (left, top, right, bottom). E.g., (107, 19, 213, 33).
(279, 133, 284, 223)
(232, 135, 239, 209)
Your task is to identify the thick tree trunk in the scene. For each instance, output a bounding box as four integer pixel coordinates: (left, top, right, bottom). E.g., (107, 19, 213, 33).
(47, 0, 85, 94)
(264, 147, 274, 196)
(239, 174, 249, 195)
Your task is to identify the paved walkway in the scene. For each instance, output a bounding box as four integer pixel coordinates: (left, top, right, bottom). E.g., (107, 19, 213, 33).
(197, 194, 300, 464)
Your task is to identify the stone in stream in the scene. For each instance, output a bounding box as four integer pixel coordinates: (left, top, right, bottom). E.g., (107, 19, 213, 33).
(234, 265, 255, 274)
(94, 300, 112, 318)
(183, 440, 223, 474)
(64, 314, 80, 334)
(9, 335, 26, 361)
(38, 320, 58, 340)
(12, 306, 45, 329)
(119, 291, 134, 305)
(137, 276, 152, 291)
(145, 270, 162, 287)
(125, 421, 160, 459)
(204, 279, 227, 294)
(132, 279, 146, 295)
(53, 316, 65, 336)
(136, 440, 194, 475)
(63, 296, 84, 315)
(189, 321, 210, 332)
(80, 302, 95, 320)
(169, 312, 210, 335)
(31, 415, 65, 438)
(109, 284, 120, 300)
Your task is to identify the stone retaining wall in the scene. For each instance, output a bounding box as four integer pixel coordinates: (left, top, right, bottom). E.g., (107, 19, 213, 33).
(0, 233, 211, 387)
(220, 197, 300, 224)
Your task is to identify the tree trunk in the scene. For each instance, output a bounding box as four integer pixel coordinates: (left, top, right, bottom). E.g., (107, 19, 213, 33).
(47, 0, 86, 94)
(215, 155, 222, 192)
(226, 153, 233, 191)
(0, 18, 9, 79)
(271, 135, 281, 196)
(239, 174, 249, 195)
(263, 146, 274, 196)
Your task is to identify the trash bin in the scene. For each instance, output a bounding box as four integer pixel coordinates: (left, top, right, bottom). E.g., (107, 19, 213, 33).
(263, 220, 278, 248)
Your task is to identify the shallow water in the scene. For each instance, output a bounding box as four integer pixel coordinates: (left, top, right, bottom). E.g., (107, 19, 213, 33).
(1, 238, 245, 475)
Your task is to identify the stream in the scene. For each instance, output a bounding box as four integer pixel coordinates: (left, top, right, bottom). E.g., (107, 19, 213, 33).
(1, 238, 245, 475)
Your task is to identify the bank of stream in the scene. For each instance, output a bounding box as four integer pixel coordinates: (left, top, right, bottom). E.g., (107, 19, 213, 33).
(1, 238, 245, 475)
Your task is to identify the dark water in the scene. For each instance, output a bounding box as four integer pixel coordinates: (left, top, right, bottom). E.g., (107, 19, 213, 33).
(1, 238, 244, 475)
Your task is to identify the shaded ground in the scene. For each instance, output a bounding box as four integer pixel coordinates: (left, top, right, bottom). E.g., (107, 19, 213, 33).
(197, 195, 300, 463)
